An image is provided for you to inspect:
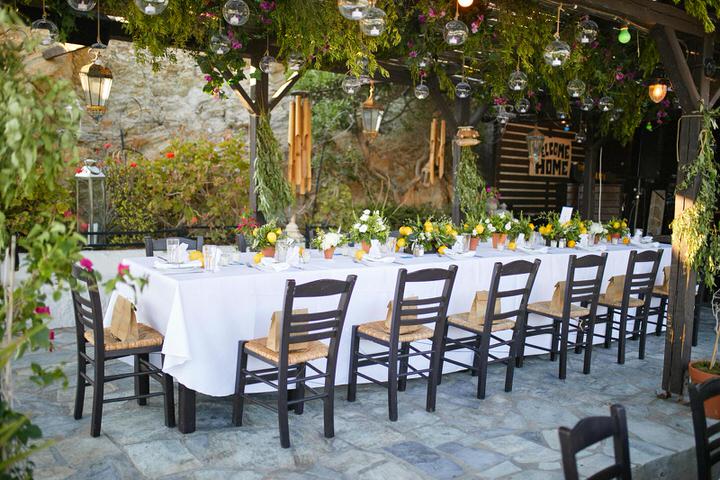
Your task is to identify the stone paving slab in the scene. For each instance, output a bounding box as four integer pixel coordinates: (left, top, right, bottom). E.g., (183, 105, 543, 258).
(14, 309, 715, 479)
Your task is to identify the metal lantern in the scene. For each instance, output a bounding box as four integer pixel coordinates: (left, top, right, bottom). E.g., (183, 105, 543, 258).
(30, 17, 58, 46)
(526, 126, 545, 166)
(648, 79, 668, 103)
(444, 19, 469, 46)
(342, 75, 361, 95)
(134, 0, 169, 16)
(259, 54, 276, 73)
(455, 81, 472, 98)
(414, 83, 430, 100)
(79, 59, 113, 121)
(75, 159, 106, 245)
(455, 126, 481, 147)
(360, 6, 386, 37)
(360, 82, 384, 139)
(210, 32, 231, 55)
(338, 0, 368, 20)
(580, 96, 595, 111)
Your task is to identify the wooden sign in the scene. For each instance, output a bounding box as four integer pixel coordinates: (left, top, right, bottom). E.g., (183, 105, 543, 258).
(529, 136, 572, 177)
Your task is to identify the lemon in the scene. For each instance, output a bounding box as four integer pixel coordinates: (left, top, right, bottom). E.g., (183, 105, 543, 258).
(621, 221, 627, 228)
(613, 221, 620, 229)
(354, 249, 366, 261)
(437, 245, 447, 255)
(528, 223, 535, 230)
(580, 227, 587, 234)
(189, 250, 204, 267)
(567, 240, 576, 248)
(424, 221, 433, 233)
(476, 224, 484, 234)
(253, 252, 263, 264)
(276, 228, 282, 234)
(623, 237, 630, 245)
(397, 237, 407, 248)
(444, 224, 453, 234)
(508, 241, 517, 251)
(267, 231, 278, 244)
(399, 226, 412, 236)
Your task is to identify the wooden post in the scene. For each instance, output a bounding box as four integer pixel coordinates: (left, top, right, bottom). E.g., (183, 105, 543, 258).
(580, 141, 600, 220)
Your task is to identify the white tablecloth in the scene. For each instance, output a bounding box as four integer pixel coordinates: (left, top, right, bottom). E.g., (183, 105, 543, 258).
(110, 243, 671, 396)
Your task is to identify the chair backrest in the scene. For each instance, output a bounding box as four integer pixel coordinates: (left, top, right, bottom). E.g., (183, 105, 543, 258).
(559, 404, 632, 480)
(70, 263, 105, 354)
(278, 275, 357, 371)
(387, 265, 459, 342)
(621, 249, 663, 308)
(689, 377, 720, 480)
(236, 233, 248, 252)
(561, 253, 609, 318)
(144, 236, 204, 257)
(483, 259, 541, 330)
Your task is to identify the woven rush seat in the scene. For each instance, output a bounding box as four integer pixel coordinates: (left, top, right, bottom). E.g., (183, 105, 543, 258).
(448, 312, 514, 333)
(527, 301, 590, 319)
(597, 294, 644, 308)
(84, 324, 164, 352)
(357, 321, 434, 343)
(652, 285, 669, 297)
(244, 337, 328, 365)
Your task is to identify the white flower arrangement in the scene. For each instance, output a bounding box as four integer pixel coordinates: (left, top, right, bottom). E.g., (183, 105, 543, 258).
(311, 228, 347, 251)
(350, 209, 389, 244)
(589, 222, 605, 235)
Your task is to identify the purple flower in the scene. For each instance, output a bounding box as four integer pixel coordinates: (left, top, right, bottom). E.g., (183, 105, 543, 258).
(590, 40, 599, 49)
(615, 72, 625, 81)
(204, 75, 213, 82)
(661, 99, 671, 108)
(471, 21, 480, 33)
(259, 1, 276, 12)
(428, 7, 436, 18)
(231, 40, 242, 50)
(418, 13, 426, 24)
(409, 50, 417, 58)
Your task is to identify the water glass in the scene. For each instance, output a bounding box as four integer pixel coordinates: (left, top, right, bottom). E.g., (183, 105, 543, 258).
(202, 245, 216, 272)
(384, 237, 397, 256)
(167, 238, 180, 263)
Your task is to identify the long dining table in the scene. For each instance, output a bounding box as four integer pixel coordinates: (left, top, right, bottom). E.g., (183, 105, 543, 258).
(110, 242, 671, 433)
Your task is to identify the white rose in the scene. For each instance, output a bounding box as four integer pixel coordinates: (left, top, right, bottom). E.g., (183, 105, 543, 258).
(359, 224, 368, 233)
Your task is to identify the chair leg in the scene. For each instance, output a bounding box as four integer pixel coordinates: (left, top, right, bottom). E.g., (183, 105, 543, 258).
(504, 331, 518, 393)
(476, 334, 491, 400)
(515, 318, 529, 368)
(638, 309, 648, 360)
(294, 364, 306, 415)
(347, 326, 360, 402)
(438, 322, 450, 385)
(582, 316, 595, 375)
(398, 343, 410, 392)
(426, 337, 442, 413)
(617, 310, 628, 365)
(74, 347, 87, 420)
(232, 343, 248, 427)
(277, 371, 291, 448)
(558, 318, 570, 380)
(135, 353, 150, 406)
(90, 357, 104, 437)
(471, 334, 483, 375)
(323, 376, 336, 439)
(388, 346, 399, 422)
(574, 319, 585, 355)
(550, 319, 560, 362)
(656, 297, 667, 336)
(604, 308, 614, 348)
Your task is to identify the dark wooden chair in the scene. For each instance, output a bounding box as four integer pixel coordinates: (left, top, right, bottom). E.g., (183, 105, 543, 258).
(520, 253, 608, 379)
(594, 249, 663, 364)
(648, 268, 704, 347)
(347, 265, 458, 421)
(70, 264, 175, 437)
(236, 232, 248, 252)
(232, 275, 357, 448)
(559, 404, 632, 480)
(689, 377, 720, 480)
(144, 236, 204, 257)
(441, 259, 540, 399)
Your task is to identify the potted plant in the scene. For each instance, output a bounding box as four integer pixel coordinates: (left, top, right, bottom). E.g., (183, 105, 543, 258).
(605, 217, 629, 244)
(689, 289, 720, 418)
(351, 209, 389, 252)
(538, 212, 564, 248)
(461, 213, 491, 251)
(311, 228, 346, 259)
(563, 214, 587, 249)
(508, 213, 533, 250)
(435, 218, 458, 253)
(486, 211, 514, 249)
(589, 221, 605, 244)
(252, 220, 283, 257)
(236, 210, 258, 252)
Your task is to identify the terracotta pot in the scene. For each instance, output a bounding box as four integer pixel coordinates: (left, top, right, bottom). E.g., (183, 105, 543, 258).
(469, 236, 480, 251)
(361, 241, 371, 253)
(491, 233, 507, 249)
(689, 361, 720, 419)
(262, 246, 276, 258)
(323, 247, 335, 259)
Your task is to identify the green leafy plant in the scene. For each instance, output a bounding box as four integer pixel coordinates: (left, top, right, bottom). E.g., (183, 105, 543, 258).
(255, 115, 294, 221)
(250, 220, 283, 251)
(457, 147, 487, 219)
(350, 209, 390, 244)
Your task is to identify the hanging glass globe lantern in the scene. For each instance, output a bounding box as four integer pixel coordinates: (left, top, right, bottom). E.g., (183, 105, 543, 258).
(358, 74, 371, 85)
(415, 83, 430, 100)
(575, 124, 587, 144)
(515, 98, 530, 114)
(566, 78, 586, 98)
(288, 52, 305, 71)
(418, 53, 433, 70)
(526, 126, 545, 166)
(444, 19, 469, 46)
(134, 0, 169, 15)
(576, 19, 598, 44)
(259, 54, 275, 73)
(342, 75, 361, 95)
(210, 32, 232, 55)
(581, 97, 594, 111)
(495, 105, 514, 125)
(508, 70, 528, 92)
(544, 39, 571, 67)
(598, 96, 614, 112)
(79, 58, 113, 121)
(223, 0, 250, 26)
(455, 81, 471, 98)
(31, 18, 59, 46)
(360, 6, 386, 37)
(67, 0, 96, 12)
(338, 0, 368, 20)
(557, 110, 568, 120)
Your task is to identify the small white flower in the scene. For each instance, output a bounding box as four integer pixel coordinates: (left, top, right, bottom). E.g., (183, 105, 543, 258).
(359, 224, 368, 233)
(504, 222, 512, 231)
(360, 214, 369, 222)
(363, 209, 371, 215)
(485, 218, 490, 224)
(472, 229, 478, 236)
(488, 224, 496, 233)
(353, 223, 361, 230)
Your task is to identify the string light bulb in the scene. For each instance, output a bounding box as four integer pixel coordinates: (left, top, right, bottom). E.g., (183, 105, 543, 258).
(458, 0, 474, 7)
(618, 25, 631, 44)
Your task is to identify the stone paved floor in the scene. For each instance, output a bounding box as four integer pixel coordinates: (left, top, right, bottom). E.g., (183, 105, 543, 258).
(15, 310, 713, 480)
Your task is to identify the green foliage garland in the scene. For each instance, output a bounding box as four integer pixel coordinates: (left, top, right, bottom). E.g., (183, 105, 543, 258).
(672, 105, 720, 288)
(255, 115, 293, 221)
(457, 147, 487, 219)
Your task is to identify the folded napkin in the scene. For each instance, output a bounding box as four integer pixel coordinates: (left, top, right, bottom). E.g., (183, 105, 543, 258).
(154, 260, 202, 270)
(630, 240, 660, 249)
(445, 251, 476, 260)
(253, 258, 291, 272)
(577, 244, 607, 252)
(518, 246, 549, 255)
(363, 255, 395, 264)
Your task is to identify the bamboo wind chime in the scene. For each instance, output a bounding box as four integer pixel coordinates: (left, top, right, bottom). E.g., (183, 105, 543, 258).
(287, 94, 313, 195)
(425, 117, 446, 185)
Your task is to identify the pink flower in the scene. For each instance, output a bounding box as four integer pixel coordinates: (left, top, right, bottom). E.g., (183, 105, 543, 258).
(615, 72, 625, 81)
(231, 40, 242, 50)
(103, 142, 111, 149)
(471, 21, 480, 33)
(35, 306, 50, 315)
(63, 209, 73, 218)
(80, 257, 93, 272)
(204, 75, 213, 82)
(117, 263, 130, 276)
(129, 161, 137, 168)
(428, 7, 436, 18)
(418, 13, 426, 24)
(409, 50, 418, 58)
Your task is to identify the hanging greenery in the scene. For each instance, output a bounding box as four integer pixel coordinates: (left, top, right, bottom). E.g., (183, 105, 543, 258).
(671, 104, 720, 288)
(456, 147, 487, 219)
(255, 115, 293, 221)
